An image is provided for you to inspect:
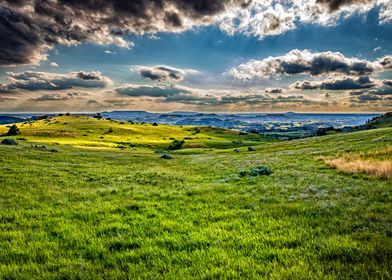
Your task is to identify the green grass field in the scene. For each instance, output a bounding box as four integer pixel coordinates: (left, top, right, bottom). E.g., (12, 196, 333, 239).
(0, 117, 391, 279)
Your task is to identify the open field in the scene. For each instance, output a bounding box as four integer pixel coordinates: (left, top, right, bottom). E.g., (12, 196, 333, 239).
(0, 116, 268, 150)
(0, 117, 391, 279)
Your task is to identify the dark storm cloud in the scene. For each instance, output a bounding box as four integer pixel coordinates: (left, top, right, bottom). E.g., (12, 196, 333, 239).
(138, 65, 185, 82)
(0, 6, 48, 65)
(1, 0, 387, 67)
(2, 71, 111, 91)
(383, 80, 392, 86)
(291, 76, 376, 90)
(316, 0, 376, 11)
(0, 0, 249, 65)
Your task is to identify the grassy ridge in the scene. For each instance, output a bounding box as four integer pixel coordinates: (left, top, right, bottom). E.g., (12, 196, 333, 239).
(0, 116, 268, 149)
(0, 118, 391, 279)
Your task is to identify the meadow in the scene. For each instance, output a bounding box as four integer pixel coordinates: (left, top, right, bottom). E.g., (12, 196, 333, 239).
(0, 116, 391, 279)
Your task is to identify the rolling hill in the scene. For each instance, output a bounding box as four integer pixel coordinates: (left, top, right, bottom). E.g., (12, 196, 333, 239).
(0, 116, 391, 279)
(0, 116, 270, 150)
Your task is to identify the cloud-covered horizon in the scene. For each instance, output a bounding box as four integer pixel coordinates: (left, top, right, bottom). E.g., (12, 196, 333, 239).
(1, 0, 391, 66)
(0, 0, 391, 112)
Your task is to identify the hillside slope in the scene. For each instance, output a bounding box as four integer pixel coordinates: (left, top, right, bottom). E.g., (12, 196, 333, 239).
(0, 119, 391, 279)
(357, 112, 392, 129)
(0, 116, 269, 149)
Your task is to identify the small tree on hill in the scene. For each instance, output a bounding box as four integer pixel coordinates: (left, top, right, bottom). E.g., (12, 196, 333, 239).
(7, 124, 20, 136)
(168, 139, 185, 150)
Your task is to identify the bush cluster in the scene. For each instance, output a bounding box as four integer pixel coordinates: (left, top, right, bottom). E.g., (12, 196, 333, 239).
(167, 139, 185, 150)
(240, 165, 272, 177)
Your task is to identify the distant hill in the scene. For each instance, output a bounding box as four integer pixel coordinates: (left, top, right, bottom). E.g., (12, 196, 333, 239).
(356, 112, 392, 130)
(313, 112, 391, 136)
(0, 116, 26, 125)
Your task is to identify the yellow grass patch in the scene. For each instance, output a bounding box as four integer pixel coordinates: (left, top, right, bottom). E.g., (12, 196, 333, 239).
(366, 146, 392, 157)
(184, 143, 207, 148)
(324, 158, 392, 179)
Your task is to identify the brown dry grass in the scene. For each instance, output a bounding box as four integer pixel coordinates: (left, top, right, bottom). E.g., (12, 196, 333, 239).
(324, 158, 392, 179)
(366, 146, 392, 157)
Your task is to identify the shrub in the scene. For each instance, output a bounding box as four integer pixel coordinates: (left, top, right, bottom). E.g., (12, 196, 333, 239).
(239, 165, 272, 177)
(6, 124, 20, 136)
(167, 139, 185, 150)
(161, 154, 173, 159)
(1, 138, 18, 145)
(253, 166, 272, 176)
(36, 115, 48, 120)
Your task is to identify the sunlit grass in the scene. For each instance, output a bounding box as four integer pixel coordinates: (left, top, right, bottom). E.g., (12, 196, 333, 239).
(321, 145, 392, 179)
(0, 116, 269, 149)
(0, 118, 391, 279)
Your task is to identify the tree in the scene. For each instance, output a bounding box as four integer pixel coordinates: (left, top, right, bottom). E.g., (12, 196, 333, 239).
(167, 139, 185, 150)
(6, 124, 20, 136)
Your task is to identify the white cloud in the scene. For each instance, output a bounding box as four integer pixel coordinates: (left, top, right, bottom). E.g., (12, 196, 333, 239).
(104, 50, 116, 55)
(218, 0, 392, 39)
(228, 49, 382, 80)
(373, 46, 382, 52)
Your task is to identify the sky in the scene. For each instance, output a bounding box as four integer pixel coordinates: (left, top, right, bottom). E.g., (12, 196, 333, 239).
(0, 0, 392, 113)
